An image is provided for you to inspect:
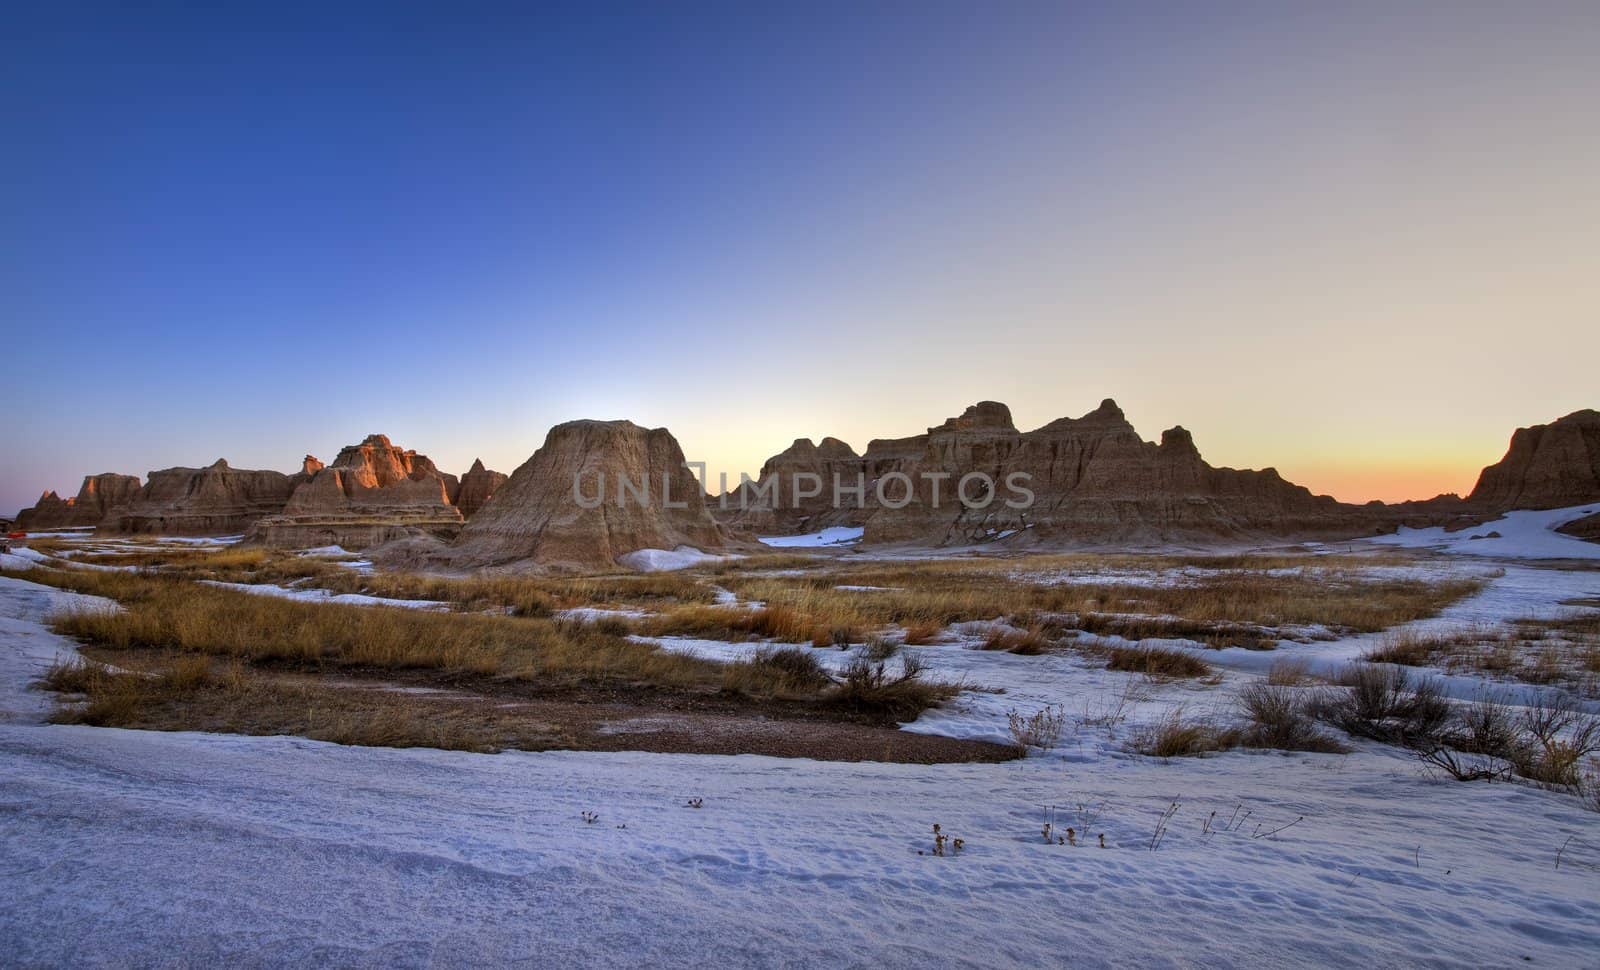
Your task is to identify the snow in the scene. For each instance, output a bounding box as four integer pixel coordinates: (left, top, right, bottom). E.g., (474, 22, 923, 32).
(1364, 503, 1600, 560)
(758, 526, 864, 547)
(197, 581, 448, 611)
(556, 606, 649, 624)
(3, 564, 1600, 966)
(0, 577, 117, 723)
(298, 544, 353, 556)
(617, 546, 735, 572)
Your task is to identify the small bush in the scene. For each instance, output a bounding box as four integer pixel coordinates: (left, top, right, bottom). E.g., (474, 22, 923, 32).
(1318, 664, 1450, 748)
(1363, 631, 1441, 667)
(1105, 645, 1211, 679)
(829, 653, 956, 720)
(1447, 692, 1523, 759)
(1129, 708, 1239, 758)
(1237, 684, 1347, 753)
(1007, 705, 1069, 752)
(903, 621, 943, 645)
(861, 635, 901, 662)
(724, 646, 832, 695)
(1511, 695, 1600, 787)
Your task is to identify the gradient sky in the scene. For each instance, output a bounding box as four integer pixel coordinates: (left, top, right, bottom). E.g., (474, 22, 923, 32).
(4, 1, 1597, 517)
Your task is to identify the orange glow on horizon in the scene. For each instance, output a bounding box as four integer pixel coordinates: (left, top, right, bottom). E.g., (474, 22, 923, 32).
(1280, 462, 1484, 506)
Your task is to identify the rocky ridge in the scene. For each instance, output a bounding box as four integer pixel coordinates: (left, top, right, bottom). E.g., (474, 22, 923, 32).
(721, 399, 1379, 546)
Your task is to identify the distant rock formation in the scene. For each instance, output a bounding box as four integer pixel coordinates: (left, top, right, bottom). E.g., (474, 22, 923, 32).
(16, 473, 144, 531)
(453, 459, 508, 518)
(723, 399, 1378, 546)
(115, 461, 296, 535)
(1467, 409, 1600, 510)
(248, 435, 464, 549)
(446, 420, 732, 570)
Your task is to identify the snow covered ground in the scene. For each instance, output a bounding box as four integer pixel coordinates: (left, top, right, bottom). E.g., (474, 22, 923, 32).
(198, 580, 449, 611)
(617, 546, 738, 572)
(3, 548, 1600, 965)
(1364, 503, 1600, 560)
(758, 526, 865, 547)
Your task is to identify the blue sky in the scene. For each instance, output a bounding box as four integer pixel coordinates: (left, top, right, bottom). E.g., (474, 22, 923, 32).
(5, 2, 1598, 515)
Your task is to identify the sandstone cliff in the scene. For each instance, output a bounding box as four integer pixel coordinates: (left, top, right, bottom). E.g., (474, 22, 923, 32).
(1467, 409, 1600, 510)
(114, 461, 296, 535)
(447, 419, 732, 570)
(248, 435, 464, 549)
(453, 459, 508, 518)
(16, 473, 143, 531)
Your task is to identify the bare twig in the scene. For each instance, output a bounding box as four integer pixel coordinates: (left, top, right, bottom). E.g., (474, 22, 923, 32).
(1251, 815, 1305, 840)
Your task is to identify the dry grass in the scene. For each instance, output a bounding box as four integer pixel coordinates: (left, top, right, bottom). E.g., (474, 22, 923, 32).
(980, 625, 1054, 655)
(21, 569, 731, 689)
(721, 646, 832, 696)
(1364, 631, 1438, 666)
(713, 557, 1481, 650)
(1265, 657, 1316, 686)
(1357, 616, 1600, 698)
(1128, 708, 1240, 758)
(42, 656, 512, 751)
(32, 546, 721, 616)
(1103, 645, 1212, 679)
(22, 568, 962, 738)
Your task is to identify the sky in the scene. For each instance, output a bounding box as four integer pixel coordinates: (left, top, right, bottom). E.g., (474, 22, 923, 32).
(4, 1, 1597, 517)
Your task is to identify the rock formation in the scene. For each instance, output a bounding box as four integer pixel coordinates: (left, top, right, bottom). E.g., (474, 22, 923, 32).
(114, 461, 297, 535)
(16, 473, 144, 530)
(453, 459, 508, 518)
(446, 419, 733, 570)
(248, 435, 464, 549)
(15, 491, 74, 531)
(1467, 409, 1600, 510)
(724, 400, 1380, 546)
(716, 436, 866, 534)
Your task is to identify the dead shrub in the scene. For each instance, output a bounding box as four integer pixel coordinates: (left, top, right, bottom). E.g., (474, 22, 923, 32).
(1417, 745, 1510, 782)
(903, 621, 943, 645)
